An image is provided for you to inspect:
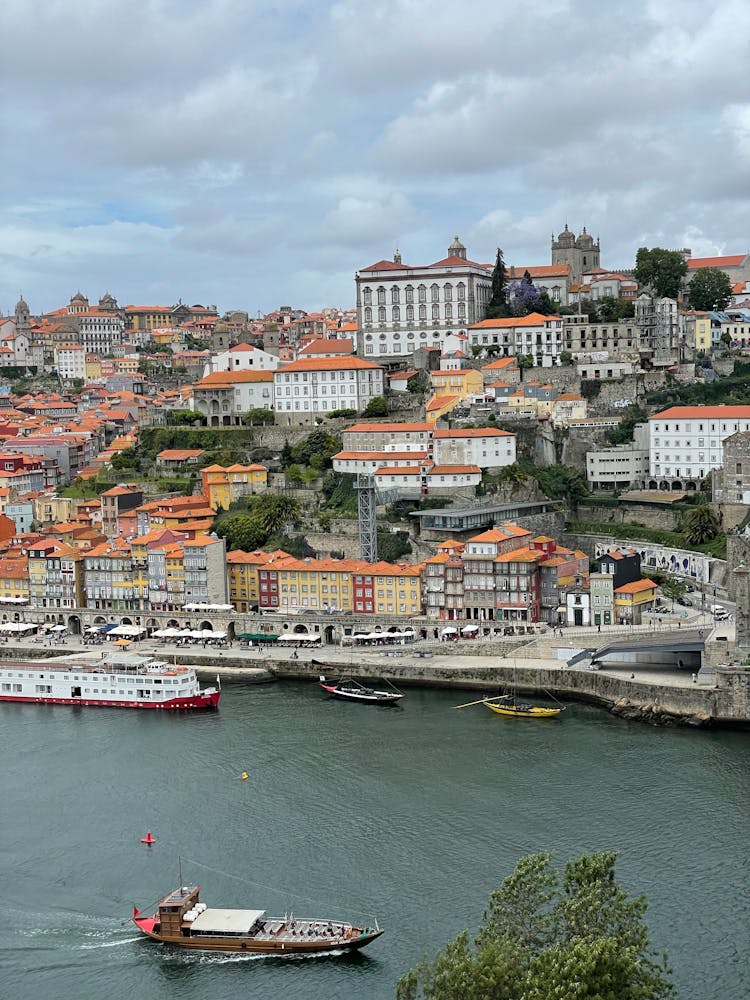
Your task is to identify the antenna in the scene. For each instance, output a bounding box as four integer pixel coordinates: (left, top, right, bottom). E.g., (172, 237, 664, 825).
(179, 855, 183, 888)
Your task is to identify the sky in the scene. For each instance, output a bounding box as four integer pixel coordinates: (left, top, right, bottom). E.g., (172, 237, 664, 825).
(2, 0, 750, 317)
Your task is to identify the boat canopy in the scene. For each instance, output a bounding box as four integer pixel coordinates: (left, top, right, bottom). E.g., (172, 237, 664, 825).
(189, 908, 266, 934)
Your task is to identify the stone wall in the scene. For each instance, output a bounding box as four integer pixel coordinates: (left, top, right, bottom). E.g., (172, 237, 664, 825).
(574, 502, 683, 532)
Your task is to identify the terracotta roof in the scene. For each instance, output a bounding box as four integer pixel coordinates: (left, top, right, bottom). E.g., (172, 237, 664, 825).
(388, 370, 419, 380)
(298, 338, 354, 356)
(615, 578, 657, 595)
(275, 356, 382, 372)
(157, 449, 206, 461)
(494, 547, 545, 564)
(359, 259, 407, 272)
(507, 264, 570, 279)
(195, 370, 274, 386)
(429, 254, 487, 268)
(344, 422, 431, 434)
(471, 312, 559, 330)
(427, 464, 481, 475)
(334, 450, 430, 461)
(375, 466, 424, 476)
(687, 255, 746, 270)
(433, 427, 513, 438)
(650, 405, 750, 420)
(481, 356, 518, 371)
(426, 394, 459, 412)
(468, 525, 531, 543)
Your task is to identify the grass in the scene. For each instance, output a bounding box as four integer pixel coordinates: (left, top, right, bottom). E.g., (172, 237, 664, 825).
(567, 519, 727, 560)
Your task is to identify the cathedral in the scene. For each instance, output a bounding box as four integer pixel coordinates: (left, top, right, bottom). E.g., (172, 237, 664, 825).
(551, 224, 601, 283)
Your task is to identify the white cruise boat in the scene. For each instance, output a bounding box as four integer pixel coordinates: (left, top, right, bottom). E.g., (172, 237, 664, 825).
(0, 659, 220, 710)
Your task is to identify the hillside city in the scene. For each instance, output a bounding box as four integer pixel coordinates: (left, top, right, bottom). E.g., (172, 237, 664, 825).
(1, 228, 749, 639)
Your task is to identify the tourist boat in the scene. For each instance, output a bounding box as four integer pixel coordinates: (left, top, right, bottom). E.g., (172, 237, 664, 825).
(133, 883, 383, 955)
(0, 658, 220, 710)
(318, 674, 405, 705)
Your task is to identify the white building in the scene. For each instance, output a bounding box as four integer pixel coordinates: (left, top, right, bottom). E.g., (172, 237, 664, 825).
(192, 370, 274, 424)
(341, 421, 433, 453)
(648, 405, 750, 488)
(355, 237, 492, 359)
(577, 360, 634, 380)
(272, 356, 385, 415)
(54, 343, 87, 380)
(297, 338, 355, 360)
(432, 428, 516, 470)
(468, 312, 564, 367)
(586, 446, 649, 491)
(333, 450, 430, 476)
(208, 342, 279, 374)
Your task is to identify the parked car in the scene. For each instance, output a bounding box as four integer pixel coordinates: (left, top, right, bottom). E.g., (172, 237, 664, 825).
(676, 596, 693, 607)
(653, 605, 669, 614)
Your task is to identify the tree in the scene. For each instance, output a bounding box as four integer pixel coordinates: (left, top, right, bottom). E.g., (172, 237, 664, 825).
(214, 513, 265, 552)
(682, 504, 720, 544)
(362, 396, 388, 418)
(397, 850, 674, 1000)
(634, 247, 688, 299)
(661, 577, 686, 608)
(241, 408, 275, 426)
(688, 268, 733, 312)
(255, 493, 301, 535)
(559, 350, 573, 366)
(507, 273, 544, 317)
(517, 354, 534, 381)
(485, 248, 512, 319)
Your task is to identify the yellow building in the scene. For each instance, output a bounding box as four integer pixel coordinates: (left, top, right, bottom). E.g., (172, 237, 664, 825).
(33, 494, 79, 527)
(27, 539, 85, 610)
(425, 393, 461, 425)
(201, 464, 268, 510)
(551, 393, 588, 426)
(113, 356, 139, 373)
(429, 368, 483, 402)
(85, 356, 103, 380)
(614, 578, 657, 624)
(0, 556, 29, 604)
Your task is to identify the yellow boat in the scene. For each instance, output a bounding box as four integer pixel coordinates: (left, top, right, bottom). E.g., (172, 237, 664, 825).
(483, 698, 562, 719)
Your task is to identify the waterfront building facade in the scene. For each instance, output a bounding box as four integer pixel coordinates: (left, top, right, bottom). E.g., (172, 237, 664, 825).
(648, 405, 750, 489)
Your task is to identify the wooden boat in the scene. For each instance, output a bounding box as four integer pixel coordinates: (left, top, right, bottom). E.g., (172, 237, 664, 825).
(133, 883, 383, 955)
(483, 696, 562, 719)
(318, 674, 404, 705)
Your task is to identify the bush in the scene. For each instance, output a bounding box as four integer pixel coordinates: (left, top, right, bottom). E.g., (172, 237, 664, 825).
(362, 396, 388, 418)
(327, 408, 357, 419)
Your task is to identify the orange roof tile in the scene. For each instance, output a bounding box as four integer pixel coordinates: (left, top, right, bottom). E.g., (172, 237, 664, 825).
(276, 356, 382, 372)
(687, 254, 745, 270)
(615, 578, 657, 594)
(434, 427, 513, 438)
(427, 464, 481, 475)
(650, 405, 750, 420)
(471, 312, 559, 330)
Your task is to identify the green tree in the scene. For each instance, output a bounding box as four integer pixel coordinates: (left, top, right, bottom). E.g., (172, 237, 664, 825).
(280, 440, 294, 469)
(661, 577, 686, 608)
(720, 330, 732, 349)
(485, 248, 512, 319)
(241, 408, 275, 425)
(517, 354, 534, 381)
(362, 396, 388, 418)
(397, 851, 674, 1000)
(284, 464, 304, 487)
(214, 513, 265, 552)
(688, 268, 733, 312)
(255, 494, 302, 535)
(558, 349, 573, 366)
(634, 247, 688, 299)
(682, 504, 720, 544)
(606, 407, 648, 445)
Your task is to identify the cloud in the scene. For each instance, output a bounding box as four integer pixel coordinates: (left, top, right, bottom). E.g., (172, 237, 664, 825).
(3, 0, 750, 313)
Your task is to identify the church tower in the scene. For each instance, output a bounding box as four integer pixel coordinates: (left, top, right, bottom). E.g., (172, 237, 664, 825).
(551, 225, 601, 283)
(448, 236, 467, 261)
(14, 295, 31, 335)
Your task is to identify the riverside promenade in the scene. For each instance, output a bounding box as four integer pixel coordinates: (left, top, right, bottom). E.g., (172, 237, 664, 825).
(2, 619, 747, 726)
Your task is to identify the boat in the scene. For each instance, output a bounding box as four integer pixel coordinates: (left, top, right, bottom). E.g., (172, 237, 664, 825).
(133, 883, 383, 955)
(318, 674, 404, 705)
(483, 697, 562, 719)
(0, 658, 220, 710)
(454, 663, 564, 719)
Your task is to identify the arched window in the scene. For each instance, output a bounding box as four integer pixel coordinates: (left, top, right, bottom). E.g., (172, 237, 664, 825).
(444, 283, 453, 301)
(364, 307, 372, 323)
(405, 285, 414, 303)
(418, 284, 427, 303)
(378, 306, 386, 323)
(457, 282, 466, 301)
(431, 283, 439, 302)
(419, 304, 427, 321)
(392, 305, 400, 322)
(406, 304, 414, 322)
(432, 303, 440, 320)
(457, 302, 466, 320)
(391, 287, 400, 304)
(377, 286, 386, 305)
(445, 303, 452, 320)
(363, 287, 372, 306)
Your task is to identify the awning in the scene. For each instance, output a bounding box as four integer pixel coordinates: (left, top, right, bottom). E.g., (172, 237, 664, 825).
(0, 621, 37, 633)
(238, 632, 278, 642)
(48, 624, 67, 632)
(109, 625, 145, 637)
(461, 625, 479, 634)
(440, 626, 458, 635)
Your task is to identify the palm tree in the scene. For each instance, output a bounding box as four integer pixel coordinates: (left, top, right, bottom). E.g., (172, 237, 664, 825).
(682, 504, 720, 545)
(257, 494, 302, 535)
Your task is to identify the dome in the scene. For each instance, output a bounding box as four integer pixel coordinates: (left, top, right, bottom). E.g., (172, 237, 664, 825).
(71, 291, 87, 302)
(99, 291, 116, 304)
(449, 235, 466, 253)
(555, 224, 575, 248)
(576, 227, 594, 248)
(15, 296, 29, 312)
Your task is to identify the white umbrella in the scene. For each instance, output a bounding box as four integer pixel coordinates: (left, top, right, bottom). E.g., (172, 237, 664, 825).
(441, 626, 458, 635)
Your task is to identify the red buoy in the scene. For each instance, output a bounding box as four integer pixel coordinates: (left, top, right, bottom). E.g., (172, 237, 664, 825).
(140, 831, 156, 845)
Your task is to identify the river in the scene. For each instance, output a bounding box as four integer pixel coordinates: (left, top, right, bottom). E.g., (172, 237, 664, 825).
(2, 680, 748, 1000)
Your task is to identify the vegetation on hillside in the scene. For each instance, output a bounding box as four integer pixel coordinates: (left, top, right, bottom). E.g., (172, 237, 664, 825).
(568, 519, 726, 559)
(647, 362, 750, 408)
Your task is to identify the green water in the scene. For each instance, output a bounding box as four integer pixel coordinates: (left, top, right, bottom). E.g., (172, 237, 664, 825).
(2, 681, 748, 1000)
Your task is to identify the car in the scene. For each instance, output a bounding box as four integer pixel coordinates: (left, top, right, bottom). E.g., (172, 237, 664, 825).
(676, 596, 693, 607)
(653, 605, 669, 614)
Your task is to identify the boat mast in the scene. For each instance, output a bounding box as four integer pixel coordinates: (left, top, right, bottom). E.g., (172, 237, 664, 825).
(179, 855, 183, 888)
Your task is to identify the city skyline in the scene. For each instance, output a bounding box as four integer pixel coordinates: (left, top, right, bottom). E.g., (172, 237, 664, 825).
(3, 0, 750, 315)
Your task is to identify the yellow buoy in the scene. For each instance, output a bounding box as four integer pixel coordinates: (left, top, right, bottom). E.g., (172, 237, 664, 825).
(241, 772, 249, 781)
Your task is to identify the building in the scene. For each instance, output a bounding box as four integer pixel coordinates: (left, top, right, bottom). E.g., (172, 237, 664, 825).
(100, 485, 143, 538)
(341, 422, 433, 453)
(590, 572, 615, 627)
(156, 449, 206, 469)
(635, 294, 679, 361)
(27, 539, 85, 610)
(593, 548, 641, 589)
(686, 253, 750, 287)
(586, 447, 649, 492)
(428, 367, 483, 403)
(0, 556, 29, 605)
(54, 344, 87, 380)
(468, 313, 564, 366)
(297, 338, 355, 360)
(355, 238, 492, 359)
(192, 370, 275, 425)
(83, 539, 142, 611)
(648, 405, 750, 489)
(201, 464, 268, 508)
(562, 315, 640, 357)
(550, 225, 601, 284)
(432, 428, 516, 470)
(614, 578, 657, 624)
(209, 343, 279, 373)
(272, 357, 385, 416)
(712, 431, 750, 505)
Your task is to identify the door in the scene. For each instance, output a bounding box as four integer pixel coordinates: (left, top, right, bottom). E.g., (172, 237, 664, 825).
(574, 609, 583, 626)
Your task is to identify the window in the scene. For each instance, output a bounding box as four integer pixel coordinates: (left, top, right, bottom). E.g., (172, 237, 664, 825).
(444, 283, 452, 301)
(364, 307, 372, 323)
(432, 303, 440, 320)
(392, 305, 400, 322)
(363, 287, 372, 305)
(419, 304, 427, 321)
(391, 287, 400, 304)
(431, 283, 439, 302)
(457, 282, 466, 301)
(405, 285, 414, 303)
(377, 287, 385, 305)
(406, 304, 414, 322)
(378, 306, 386, 323)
